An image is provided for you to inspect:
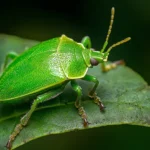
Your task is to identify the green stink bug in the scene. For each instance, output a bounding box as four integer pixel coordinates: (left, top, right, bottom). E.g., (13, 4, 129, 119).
(0, 7, 131, 149)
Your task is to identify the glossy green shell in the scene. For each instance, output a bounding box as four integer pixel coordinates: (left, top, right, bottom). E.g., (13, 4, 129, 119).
(0, 35, 91, 101)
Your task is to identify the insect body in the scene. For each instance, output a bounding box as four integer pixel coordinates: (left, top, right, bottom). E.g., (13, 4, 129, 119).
(0, 36, 90, 101)
(0, 7, 131, 149)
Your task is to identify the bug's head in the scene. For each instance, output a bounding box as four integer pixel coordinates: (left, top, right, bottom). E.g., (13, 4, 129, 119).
(90, 50, 108, 66)
(90, 7, 131, 66)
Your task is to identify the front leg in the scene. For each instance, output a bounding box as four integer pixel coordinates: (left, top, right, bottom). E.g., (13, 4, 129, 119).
(82, 74, 105, 111)
(101, 60, 125, 72)
(81, 36, 92, 49)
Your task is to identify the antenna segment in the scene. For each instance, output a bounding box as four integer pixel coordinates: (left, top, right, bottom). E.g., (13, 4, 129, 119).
(100, 7, 131, 53)
(106, 37, 131, 53)
(101, 7, 115, 52)
(106, 7, 115, 42)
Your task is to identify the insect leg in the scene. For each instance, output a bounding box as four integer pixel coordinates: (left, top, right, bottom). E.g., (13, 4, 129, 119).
(71, 80, 89, 127)
(6, 86, 64, 150)
(82, 74, 105, 111)
(2, 52, 18, 71)
(81, 36, 92, 49)
(101, 60, 125, 72)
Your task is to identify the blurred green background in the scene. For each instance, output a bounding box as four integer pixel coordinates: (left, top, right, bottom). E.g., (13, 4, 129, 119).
(0, 0, 150, 149)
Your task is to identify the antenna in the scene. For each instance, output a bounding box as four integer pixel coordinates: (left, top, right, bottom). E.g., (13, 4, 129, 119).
(106, 37, 131, 53)
(101, 7, 115, 52)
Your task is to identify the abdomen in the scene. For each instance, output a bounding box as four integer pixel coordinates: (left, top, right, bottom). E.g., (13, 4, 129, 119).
(0, 37, 67, 101)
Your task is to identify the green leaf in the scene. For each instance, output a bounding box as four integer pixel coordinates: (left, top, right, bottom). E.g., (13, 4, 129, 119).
(0, 34, 150, 150)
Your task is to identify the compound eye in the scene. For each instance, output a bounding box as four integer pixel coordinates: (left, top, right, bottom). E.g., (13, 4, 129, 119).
(90, 58, 99, 66)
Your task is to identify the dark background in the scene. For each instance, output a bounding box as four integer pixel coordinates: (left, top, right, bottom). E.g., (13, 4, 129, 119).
(0, 0, 150, 150)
